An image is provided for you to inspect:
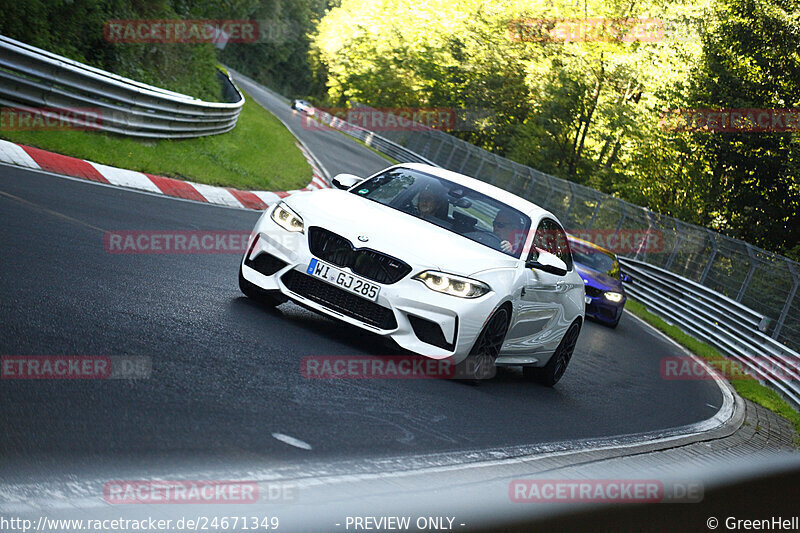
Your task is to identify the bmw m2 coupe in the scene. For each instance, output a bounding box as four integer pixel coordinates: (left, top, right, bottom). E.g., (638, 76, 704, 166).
(239, 164, 585, 384)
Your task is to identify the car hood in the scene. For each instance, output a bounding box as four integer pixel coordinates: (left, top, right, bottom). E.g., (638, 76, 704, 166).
(575, 264, 624, 292)
(285, 189, 519, 277)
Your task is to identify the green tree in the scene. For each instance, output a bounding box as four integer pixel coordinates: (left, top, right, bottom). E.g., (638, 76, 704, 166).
(678, 0, 800, 254)
(0, 0, 235, 100)
(220, 0, 332, 97)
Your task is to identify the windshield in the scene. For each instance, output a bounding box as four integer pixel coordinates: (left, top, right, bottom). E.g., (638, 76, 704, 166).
(350, 167, 531, 258)
(571, 243, 620, 279)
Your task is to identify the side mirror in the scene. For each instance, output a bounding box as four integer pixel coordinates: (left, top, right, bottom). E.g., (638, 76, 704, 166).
(526, 250, 568, 276)
(620, 272, 633, 284)
(331, 173, 362, 190)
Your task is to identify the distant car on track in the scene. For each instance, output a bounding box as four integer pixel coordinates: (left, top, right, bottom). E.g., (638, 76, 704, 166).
(290, 99, 313, 115)
(568, 235, 631, 328)
(239, 164, 585, 384)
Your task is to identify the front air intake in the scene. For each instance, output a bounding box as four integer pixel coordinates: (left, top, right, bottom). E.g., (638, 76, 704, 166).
(307, 227, 411, 284)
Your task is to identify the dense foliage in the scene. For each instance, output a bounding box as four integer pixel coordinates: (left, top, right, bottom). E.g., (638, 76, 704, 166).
(0, 0, 256, 101)
(218, 0, 333, 96)
(2, 0, 797, 258)
(312, 0, 800, 259)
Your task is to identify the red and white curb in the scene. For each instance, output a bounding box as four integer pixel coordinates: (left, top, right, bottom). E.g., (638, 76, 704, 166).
(0, 139, 330, 211)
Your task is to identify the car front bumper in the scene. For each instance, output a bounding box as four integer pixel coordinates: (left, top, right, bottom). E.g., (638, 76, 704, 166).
(240, 211, 502, 364)
(584, 291, 625, 325)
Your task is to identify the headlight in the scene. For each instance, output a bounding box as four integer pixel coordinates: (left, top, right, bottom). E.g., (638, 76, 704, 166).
(413, 271, 490, 299)
(270, 202, 304, 233)
(604, 291, 624, 303)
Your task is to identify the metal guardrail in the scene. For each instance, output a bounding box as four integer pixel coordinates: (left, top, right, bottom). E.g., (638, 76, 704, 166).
(0, 35, 243, 138)
(337, 103, 800, 359)
(310, 102, 800, 407)
(620, 258, 800, 407)
(308, 107, 437, 166)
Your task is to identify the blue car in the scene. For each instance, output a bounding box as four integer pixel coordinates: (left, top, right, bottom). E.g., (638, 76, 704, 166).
(568, 236, 632, 328)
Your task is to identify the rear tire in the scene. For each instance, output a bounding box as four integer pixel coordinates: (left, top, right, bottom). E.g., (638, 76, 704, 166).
(524, 320, 581, 386)
(457, 307, 510, 383)
(239, 264, 285, 307)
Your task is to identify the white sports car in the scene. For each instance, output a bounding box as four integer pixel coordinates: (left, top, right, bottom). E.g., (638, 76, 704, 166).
(239, 164, 585, 384)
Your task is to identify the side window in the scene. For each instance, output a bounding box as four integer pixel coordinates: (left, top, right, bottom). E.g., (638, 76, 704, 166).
(531, 218, 573, 270)
(527, 233, 540, 262)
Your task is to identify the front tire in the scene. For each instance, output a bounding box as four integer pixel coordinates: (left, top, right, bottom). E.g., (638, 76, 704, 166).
(239, 264, 285, 307)
(524, 320, 581, 386)
(457, 307, 510, 382)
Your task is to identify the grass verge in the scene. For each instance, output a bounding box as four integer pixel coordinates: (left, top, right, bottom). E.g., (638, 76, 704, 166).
(625, 298, 800, 440)
(0, 89, 311, 191)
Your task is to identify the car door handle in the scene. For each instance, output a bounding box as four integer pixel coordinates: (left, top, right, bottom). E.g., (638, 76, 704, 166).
(525, 284, 555, 290)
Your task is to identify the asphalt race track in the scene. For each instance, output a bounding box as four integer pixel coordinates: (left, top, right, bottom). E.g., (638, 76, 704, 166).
(0, 78, 722, 484)
(231, 70, 391, 180)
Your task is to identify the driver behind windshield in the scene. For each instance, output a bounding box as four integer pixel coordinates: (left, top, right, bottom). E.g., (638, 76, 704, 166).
(493, 209, 524, 254)
(415, 185, 449, 221)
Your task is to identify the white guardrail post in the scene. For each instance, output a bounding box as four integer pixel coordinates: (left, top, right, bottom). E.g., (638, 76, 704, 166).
(0, 35, 243, 138)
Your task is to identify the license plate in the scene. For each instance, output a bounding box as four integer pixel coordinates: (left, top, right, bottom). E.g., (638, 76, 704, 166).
(306, 258, 380, 302)
(585, 296, 592, 305)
